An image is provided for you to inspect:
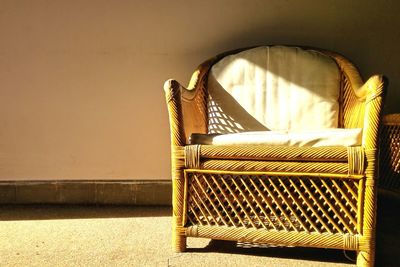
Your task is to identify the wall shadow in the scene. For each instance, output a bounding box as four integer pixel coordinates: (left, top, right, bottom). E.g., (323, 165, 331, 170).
(0, 205, 172, 221)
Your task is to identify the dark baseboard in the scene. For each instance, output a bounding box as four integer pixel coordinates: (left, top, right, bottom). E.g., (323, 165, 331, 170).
(0, 180, 396, 206)
(0, 180, 172, 205)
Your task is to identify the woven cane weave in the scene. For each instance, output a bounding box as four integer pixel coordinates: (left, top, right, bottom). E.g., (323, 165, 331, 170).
(185, 170, 361, 235)
(379, 114, 400, 192)
(192, 145, 350, 162)
(164, 45, 387, 267)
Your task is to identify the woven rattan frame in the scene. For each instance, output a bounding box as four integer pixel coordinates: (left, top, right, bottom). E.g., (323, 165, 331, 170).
(164, 46, 387, 267)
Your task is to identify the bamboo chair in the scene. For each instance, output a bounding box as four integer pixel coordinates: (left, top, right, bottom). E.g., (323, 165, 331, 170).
(164, 46, 387, 267)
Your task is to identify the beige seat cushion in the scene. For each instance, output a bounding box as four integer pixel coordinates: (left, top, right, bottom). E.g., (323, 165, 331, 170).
(208, 46, 341, 133)
(190, 128, 362, 147)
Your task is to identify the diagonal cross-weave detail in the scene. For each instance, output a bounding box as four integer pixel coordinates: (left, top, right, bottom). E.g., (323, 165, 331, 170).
(380, 116, 400, 191)
(185, 171, 361, 235)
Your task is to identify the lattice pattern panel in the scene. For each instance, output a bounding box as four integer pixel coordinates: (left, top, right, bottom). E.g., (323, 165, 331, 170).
(185, 172, 361, 235)
(380, 123, 400, 191)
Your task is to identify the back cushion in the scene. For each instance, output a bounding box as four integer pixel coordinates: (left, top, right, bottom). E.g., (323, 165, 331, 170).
(208, 46, 341, 132)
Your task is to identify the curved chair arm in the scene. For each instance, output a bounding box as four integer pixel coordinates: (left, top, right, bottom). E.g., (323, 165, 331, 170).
(164, 79, 186, 146)
(164, 66, 212, 145)
(164, 54, 231, 145)
(361, 75, 388, 150)
(324, 51, 364, 95)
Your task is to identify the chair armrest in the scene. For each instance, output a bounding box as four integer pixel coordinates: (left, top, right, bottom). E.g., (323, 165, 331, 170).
(164, 79, 189, 101)
(164, 79, 188, 146)
(361, 75, 388, 150)
(164, 52, 236, 145)
(164, 67, 211, 145)
(356, 75, 387, 102)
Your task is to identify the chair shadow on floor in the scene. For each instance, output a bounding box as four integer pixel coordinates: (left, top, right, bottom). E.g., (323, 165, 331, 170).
(187, 192, 400, 266)
(375, 191, 400, 267)
(187, 240, 355, 265)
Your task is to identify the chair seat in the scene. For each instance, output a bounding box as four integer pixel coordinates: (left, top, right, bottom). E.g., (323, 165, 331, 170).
(190, 128, 362, 147)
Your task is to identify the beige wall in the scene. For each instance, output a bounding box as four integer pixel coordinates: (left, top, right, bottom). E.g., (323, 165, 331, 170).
(0, 0, 399, 180)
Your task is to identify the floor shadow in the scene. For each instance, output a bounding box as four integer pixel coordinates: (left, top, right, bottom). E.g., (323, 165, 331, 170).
(375, 192, 400, 267)
(187, 240, 355, 264)
(0, 193, 398, 266)
(0, 204, 172, 221)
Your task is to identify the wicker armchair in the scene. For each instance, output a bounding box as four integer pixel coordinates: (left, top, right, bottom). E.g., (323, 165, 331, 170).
(164, 46, 387, 267)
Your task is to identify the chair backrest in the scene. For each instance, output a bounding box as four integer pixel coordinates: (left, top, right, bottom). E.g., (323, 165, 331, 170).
(207, 46, 341, 133)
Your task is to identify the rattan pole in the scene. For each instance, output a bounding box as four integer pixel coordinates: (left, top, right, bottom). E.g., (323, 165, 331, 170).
(356, 76, 386, 267)
(164, 56, 217, 252)
(164, 80, 187, 252)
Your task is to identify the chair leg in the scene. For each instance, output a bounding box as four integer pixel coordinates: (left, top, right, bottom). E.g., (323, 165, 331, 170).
(357, 234, 376, 267)
(172, 228, 186, 252)
(356, 249, 374, 267)
(171, 167, 186, 252)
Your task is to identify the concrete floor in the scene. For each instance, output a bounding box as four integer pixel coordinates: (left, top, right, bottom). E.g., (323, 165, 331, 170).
(0, 193, 399, 267)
